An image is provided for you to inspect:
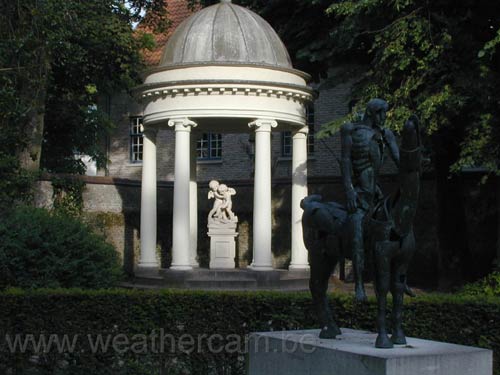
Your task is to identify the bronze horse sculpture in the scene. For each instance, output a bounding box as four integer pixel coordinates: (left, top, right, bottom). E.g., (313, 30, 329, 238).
(301, 115, 421, 348)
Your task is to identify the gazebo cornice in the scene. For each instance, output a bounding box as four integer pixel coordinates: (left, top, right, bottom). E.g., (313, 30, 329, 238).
(141, 62, 312, 82)
(134, 79, 316, 103)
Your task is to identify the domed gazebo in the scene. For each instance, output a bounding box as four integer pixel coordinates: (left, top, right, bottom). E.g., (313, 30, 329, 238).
(136, 0, 313, 272)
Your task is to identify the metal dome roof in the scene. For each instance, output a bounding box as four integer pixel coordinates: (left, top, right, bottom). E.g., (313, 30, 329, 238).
(159, 0, 293, 69)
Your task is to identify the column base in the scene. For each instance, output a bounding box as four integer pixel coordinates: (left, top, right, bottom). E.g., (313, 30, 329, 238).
(135, 263, 160, 278)
(248, 263, 274, 271)
(137, 261, 159, 269)
(170, 264, 193, 271)
(289, 264, 310, 271)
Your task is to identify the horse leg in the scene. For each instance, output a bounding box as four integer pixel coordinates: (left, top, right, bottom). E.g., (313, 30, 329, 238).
(374, 240, 397, 348)
(390, 261, 406, 345)
(349, 211, 367, 302)
(391, 230, 416, 344)
(309, 247, 341, 339)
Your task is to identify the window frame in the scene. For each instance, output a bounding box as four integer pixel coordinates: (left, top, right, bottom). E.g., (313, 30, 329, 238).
(280, 104, 315, 157)
(197, 132, 222, 160)
(129, 116, 144, 163)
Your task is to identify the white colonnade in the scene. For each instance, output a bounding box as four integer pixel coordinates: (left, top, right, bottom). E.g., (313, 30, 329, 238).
(168, 118, 197, 271)
(289, 126, 309, 270)
(138, 119, 310, 272)
(138, 128, 159, 269)
(248, 119, 277, 270)
(189, 133, 199, 268)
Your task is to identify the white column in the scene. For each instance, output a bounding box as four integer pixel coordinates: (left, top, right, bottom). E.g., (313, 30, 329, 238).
(189, 133, 199, 267)
(248, 119, 277, 270)
(168, 118, 197, 271)
(139, 127, 159, 269)
(289, 126, 310, 270)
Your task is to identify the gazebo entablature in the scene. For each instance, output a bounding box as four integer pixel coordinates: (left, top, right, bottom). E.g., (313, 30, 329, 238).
(137, 64, 314, 131)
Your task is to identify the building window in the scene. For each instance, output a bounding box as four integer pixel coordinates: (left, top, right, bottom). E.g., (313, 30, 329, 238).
(282, 132, 292, 157)
(130, 116, 143, 163)
(281, 104, 315, 157)
(307, 105, 315, 154)
(197, 132, 222, 160)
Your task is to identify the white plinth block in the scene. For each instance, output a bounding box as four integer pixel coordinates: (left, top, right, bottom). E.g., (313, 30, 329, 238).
(248, 329, 493, 375)
(208, 223, 238, 269)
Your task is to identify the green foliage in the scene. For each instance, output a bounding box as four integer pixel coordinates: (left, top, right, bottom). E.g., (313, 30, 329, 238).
(0, 206, 123, 289)
(0, 289, 498, 374)
(322, 0, 500, 176)
(51, 176, 86, 216)
(460, 272, 500, 297)
(0, 155, 36, 211)
(0, 0, 168, 178)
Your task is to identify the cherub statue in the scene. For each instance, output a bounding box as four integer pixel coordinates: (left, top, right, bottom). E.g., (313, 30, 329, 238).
(218, 183, 237, 222)
(208, 180, 237, 224)
(208, 180, 224, 222)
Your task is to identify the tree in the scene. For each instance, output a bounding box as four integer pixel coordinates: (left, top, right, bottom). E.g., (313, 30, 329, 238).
(0, 0, 167, 178)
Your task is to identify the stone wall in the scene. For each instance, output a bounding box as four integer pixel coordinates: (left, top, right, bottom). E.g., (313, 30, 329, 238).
(36, 174, 445, 285)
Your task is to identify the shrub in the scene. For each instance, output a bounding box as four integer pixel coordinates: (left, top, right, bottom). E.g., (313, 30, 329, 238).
(0, 206, 122, 289)
(51, 175, 86, 217)
(0, 154, 35, 211)
(460, 271, 500, 297)
(0, 289, 498, 375)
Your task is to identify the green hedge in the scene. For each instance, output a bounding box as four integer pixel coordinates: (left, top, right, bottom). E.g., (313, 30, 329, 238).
(0, 289, 498, 374)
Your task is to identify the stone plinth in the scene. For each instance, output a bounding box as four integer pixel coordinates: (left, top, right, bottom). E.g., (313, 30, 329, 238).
(208, 222, 238, 269)
(247, 329, 492, 375)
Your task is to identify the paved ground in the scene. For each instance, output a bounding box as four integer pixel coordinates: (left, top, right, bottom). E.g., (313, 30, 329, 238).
(121, 275, 427, 296)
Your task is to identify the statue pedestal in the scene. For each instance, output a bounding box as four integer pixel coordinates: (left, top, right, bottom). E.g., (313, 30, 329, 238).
(208, 222, 238, 269)
(247, 329, 492, 375)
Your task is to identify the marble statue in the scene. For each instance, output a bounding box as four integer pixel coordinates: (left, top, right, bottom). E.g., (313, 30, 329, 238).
(208, 180, 238, 224)
(301, 99, 422, 348)
(207, 180, 239, 269)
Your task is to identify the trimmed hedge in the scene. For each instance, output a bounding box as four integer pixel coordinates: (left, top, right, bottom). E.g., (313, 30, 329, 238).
(0, 289, 498, 374)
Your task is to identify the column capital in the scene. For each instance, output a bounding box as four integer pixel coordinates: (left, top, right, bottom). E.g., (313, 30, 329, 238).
(168, 118, 198, 132)
(248, 119, 278, 133)
(293, 125, 309, 138)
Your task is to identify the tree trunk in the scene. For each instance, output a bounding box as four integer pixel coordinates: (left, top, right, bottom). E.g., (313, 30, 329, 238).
(17, 49, 49, 172)
(496, 178, 500, 271)
(18, 108, 45, 172)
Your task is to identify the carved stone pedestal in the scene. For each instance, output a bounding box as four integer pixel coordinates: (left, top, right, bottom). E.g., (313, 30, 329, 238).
(208, 222, 238, 269)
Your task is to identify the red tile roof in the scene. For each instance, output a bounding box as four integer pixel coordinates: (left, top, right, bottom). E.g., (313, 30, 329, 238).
(137, 0, 197, 67)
